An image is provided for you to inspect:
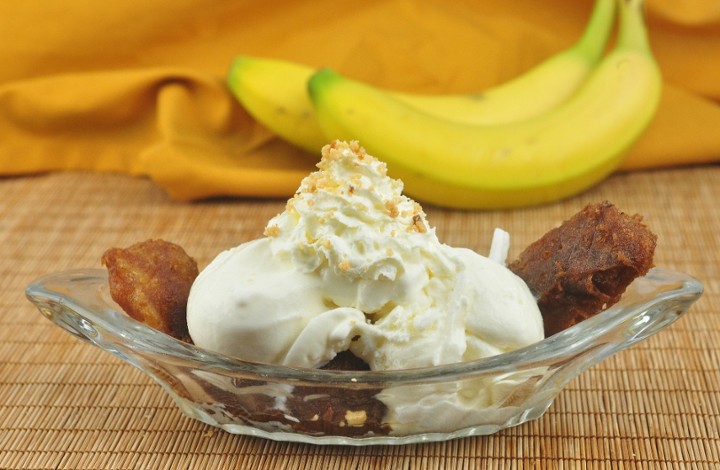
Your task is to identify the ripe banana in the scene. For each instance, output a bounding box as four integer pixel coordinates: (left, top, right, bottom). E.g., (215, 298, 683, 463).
(308, 0, 662, 209)
(227, 0, 615, 153)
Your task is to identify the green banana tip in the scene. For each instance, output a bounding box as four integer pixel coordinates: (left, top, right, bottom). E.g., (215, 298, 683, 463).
(616, 0, 653, 54)
(307, 67, 339, 95)
(624, 0, 644, 9)
(312, 67, 338, 79)
(227, 55, 251, 78)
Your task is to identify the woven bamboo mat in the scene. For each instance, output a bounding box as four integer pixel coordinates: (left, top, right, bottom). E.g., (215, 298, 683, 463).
(1, 167, 718, 469)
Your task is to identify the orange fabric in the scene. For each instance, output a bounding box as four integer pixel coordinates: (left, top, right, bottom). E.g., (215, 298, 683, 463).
(1, 0, 718, 201)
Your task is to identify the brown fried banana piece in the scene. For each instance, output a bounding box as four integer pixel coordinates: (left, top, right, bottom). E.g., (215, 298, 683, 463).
(509, 201, 657, 337)
(102, 239, 199, 341)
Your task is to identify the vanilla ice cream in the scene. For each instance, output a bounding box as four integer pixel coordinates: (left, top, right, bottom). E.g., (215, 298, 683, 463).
(187, 141, 543, 371)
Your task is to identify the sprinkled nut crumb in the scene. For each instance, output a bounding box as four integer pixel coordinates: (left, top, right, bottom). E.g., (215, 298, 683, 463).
(385, 200, 399, 218)
(345, 410, 368, 427)
(411, 214, 428, 233)
(264, 225, 280, 237)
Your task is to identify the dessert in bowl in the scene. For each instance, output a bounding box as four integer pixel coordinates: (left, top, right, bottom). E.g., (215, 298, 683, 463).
(26, 141, 703, 445)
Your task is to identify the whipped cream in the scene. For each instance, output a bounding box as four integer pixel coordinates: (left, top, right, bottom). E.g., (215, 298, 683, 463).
(264, 140, 454, 316)
(187, 141, 542, 372)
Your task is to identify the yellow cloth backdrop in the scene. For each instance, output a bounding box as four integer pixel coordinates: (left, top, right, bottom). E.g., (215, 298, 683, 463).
(1, 0, 719, 201)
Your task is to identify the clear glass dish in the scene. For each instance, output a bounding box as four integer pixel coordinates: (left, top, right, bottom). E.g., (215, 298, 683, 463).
(26, 268, 702, 446)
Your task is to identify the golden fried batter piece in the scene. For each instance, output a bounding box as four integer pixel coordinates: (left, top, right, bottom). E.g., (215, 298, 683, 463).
(509, 201, 657, 337)
(102, 239, 199, 341)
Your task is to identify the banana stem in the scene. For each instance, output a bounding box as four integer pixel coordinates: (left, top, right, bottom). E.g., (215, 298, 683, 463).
(617, 0, 652, 54)
(573, 0, 616, 61)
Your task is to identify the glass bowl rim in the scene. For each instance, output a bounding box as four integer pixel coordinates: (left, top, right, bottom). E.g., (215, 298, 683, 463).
(26, 267, 703, 385)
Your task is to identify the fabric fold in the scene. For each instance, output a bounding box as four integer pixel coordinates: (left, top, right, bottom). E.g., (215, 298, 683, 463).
(1, 0, 718, 201)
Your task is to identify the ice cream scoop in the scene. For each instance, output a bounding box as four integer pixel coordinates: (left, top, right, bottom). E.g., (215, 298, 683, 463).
(186, 237, 366, 367)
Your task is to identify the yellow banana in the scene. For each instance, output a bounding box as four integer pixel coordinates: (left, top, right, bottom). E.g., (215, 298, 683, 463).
(308, 0, 662, 209)
(227, 0, 615, 153)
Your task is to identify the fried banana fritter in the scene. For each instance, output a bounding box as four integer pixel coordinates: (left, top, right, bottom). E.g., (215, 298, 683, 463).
(509, 201, 657, 337)
(102, 239, 199, 341)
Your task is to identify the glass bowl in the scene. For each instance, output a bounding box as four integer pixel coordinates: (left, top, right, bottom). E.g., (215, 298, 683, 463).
(26, 268, 702, 446)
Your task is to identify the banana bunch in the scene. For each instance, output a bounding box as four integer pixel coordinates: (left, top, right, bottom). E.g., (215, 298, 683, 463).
(228, 0, 661, 209)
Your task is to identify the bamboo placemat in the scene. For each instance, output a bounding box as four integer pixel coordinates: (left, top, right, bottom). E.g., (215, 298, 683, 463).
(1, 167, 718, 469)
